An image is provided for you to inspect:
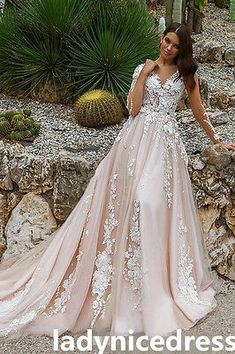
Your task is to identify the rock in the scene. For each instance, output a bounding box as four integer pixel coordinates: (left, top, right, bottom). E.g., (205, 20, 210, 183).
(193, 40, 224, 64)
(0, 193, 7, 257)
(224, 47, 235, 66)
(208, 110, 230, 125)
(0, 240, 6, 259)
(225, 203, 235, 234)
(228, 91, 235, 107)
(0, 193, 7, 228)
(210, 89, 234, 109)
(200, 145, 232, 170)
(226, 253, 235, 280)
(198, 205, 221, 234)
(204, 223, 235, 280)
(6, 192, 22, 214)
(198, 76, 210, 106)
(53, 150, 93, 220)
(189, 145, 235, 281)
(191, 155, 206, 170)
(9, 153, 55, 193)
(2, 192, 57, 261)
(0, 148, 13, 190)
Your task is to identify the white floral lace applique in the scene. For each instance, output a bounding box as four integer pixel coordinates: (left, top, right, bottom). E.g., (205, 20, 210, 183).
(90, 172, 119, 327)
(161, 147, 173, 208)
(127, 144, 136, 177)
(42, 190, 94, 318)
(123, 199, 143, 311)
(0, 271, 57, 337)
(0, 277, 34, 315)
(42, 251, 83, 317)
(177, 216, 217, 310)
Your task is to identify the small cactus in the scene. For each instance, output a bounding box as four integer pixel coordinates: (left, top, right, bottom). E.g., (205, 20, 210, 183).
(23, 118, 32, 128)
(74, 89, 123, 128)
(22, 109, 31, 117)
(9, 131, 24, 141)
(14, 121, 27, 131)
(0, 109, 40, 141)
(0, 119, 11, 136)
(3, 111, 18, 120)
(11, 114, 24, 126)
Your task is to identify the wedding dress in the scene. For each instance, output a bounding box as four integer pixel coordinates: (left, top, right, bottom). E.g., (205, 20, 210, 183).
(0, 63, 218, 340)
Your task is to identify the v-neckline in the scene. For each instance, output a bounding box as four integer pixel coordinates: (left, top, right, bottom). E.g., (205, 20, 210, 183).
(153, 68, 179, 88)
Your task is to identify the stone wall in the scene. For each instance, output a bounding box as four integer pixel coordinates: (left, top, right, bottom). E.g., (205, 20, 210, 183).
(188, 146, 235, 280)
(0, 139, 234, 280)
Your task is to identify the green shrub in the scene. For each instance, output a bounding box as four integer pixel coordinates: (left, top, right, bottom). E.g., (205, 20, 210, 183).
(0, 0, 159, 106)
(0, 0, 97, 98)
(67, 0, 159, 107)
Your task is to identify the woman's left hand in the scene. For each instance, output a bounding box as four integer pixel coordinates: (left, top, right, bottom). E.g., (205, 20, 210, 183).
(215, 142, 235, 151)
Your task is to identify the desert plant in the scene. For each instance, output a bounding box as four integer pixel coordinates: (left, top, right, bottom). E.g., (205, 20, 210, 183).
(193, 0, 208, 33)
(0, 0, 158, 105)
(4, 0, 25, 11)
(229, 0, 235, 21)
(0, 109, 40, 140)
(0, 119, 11, 135)
(67, 0, 158, 107)
(165, 0, 174, 26)
(172, 0, 182, 23)
(166, 0, 187, 25)
(0, 0, 98, 98)
(74, 89, 123, 128)
(165, 0, 208, 33)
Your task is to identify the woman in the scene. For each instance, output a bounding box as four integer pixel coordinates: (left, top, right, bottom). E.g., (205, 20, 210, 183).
(0, 22, 234, 340)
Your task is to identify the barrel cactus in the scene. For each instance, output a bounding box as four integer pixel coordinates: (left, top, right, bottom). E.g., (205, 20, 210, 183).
(0, 119, 11, 136)
(11, 113, 24, 126)
(74, 89, 123, 128)
(0, 109, 40, 141)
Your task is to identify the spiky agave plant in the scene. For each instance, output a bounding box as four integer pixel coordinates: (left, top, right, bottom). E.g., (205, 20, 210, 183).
(0, 0, 99, 97)
(67, 0, 158, 108)
(74, 89, 123, 128)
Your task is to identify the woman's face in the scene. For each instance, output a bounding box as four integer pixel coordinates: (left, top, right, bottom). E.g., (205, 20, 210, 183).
(160, 32, 180, 60)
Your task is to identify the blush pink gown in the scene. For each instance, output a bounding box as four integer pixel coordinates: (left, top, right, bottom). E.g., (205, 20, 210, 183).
(0, 63, 217, 340)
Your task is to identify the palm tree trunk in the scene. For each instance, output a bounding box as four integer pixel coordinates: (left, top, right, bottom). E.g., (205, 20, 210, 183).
(187, 0, 194, 32)
(181, 0, 187, 23)
(165, 0, 174, 26)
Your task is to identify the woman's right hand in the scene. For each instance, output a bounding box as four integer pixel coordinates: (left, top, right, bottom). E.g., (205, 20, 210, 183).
(141, 59, 158, 76)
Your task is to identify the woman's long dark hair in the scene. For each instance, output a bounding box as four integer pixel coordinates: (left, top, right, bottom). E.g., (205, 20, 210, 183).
(162, 22, 198, 92)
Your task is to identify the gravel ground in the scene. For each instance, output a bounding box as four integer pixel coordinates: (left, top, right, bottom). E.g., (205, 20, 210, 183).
(0, 2, 234, 353)
(0, 93, 123, 168)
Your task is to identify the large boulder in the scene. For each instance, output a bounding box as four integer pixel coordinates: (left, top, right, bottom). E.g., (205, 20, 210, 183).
(2, 192, 57, 260)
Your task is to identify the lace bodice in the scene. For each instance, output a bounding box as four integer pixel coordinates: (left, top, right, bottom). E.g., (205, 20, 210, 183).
(129, 63, 185, 117)
(127, 63, 221, 144)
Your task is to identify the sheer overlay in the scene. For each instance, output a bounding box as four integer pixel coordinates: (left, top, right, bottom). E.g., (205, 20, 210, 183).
(0, 63, 218, 340)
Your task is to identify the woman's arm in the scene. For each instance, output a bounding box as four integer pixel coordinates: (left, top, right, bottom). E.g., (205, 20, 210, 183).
(127, 65, 148, 117)
(127, 60, 157, 117)
(185, 73, 222, 144)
